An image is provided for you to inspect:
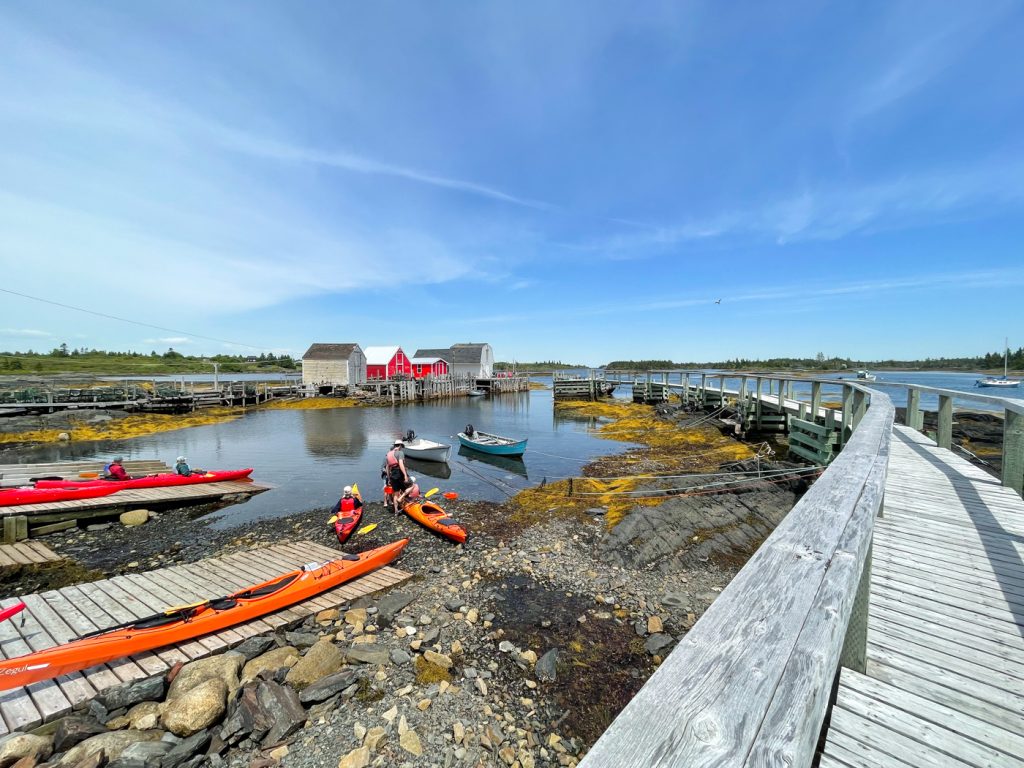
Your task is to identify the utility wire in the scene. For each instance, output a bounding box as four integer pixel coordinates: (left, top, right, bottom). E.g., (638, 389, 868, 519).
(0, 287, 266, 352)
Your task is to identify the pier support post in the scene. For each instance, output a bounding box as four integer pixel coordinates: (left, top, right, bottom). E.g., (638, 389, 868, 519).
(937, 395, 953, 450)
(1003, 409, 1024, 496)
(755, 377, 763, 429)
(841, 385, 854, 445)
(907, 388, 922, 430)
(700, 374, 707, 407)
(852, 389, 867, 430)
(810, 382, 822, 425)
(840, 542, 872, 674)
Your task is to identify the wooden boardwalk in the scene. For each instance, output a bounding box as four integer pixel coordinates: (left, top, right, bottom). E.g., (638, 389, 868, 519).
(822, 425, 1024, 767)
(0, 541, 61, 571)
(0, 540, 410, 735)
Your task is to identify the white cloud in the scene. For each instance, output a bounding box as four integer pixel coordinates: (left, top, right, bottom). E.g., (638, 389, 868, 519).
(0, 328, 52, 337)
(143, 337, 191, 345)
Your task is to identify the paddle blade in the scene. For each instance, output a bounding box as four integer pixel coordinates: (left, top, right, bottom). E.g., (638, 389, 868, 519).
(443, 492, 459, 500)
(424, 487, 440, 498)
(357, 523, 378, 535)
(328, 515, 338, 524)
(352, 483, 360, 496)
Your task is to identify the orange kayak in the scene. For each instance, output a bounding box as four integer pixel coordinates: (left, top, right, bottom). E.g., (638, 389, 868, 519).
(402, 500, 467, 544)
(0, 539, 408, 691)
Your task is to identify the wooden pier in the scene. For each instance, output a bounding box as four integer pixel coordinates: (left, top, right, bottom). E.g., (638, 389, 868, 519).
(552, 373, 615, 401)
(0, 541, 61, 572)
(1, 462, 271, 542)
(0, 540, 411, 735)
(577, 372, 1024, 767)
(360, 374, 529, 403)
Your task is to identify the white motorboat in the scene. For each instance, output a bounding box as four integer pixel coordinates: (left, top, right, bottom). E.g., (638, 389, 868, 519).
(401, 437, 452, 463)
(856, 370, 877, 381)
(977, 338, 1020, 388)
(468, 389, 486, 397)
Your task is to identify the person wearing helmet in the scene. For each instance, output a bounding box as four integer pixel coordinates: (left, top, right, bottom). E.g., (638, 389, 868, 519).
(104, 456, 131, 481)
(331, 484, 363, 518)
(396, 476, 421, 510)
(174, 456, 204, 476)
(382, 439, 409, 513)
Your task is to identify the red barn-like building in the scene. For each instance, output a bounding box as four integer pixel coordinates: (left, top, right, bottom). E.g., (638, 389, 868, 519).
(364, 346, 413, 380)
(410, 357, 449, 379)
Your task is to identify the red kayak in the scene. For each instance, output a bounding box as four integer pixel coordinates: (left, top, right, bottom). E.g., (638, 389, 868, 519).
(332, 484, 364, 545)
(34, 469, 254, 491)
(0, 485, 122, 508)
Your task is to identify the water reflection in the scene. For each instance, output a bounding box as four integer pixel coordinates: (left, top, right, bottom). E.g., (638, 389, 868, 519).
(301, 409, 368, 458)
(405, 457, 452, 480)
(456, 445, 529, 477)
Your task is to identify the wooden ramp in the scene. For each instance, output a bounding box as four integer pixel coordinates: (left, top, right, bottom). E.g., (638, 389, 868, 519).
(822, 425, 1024, 767)
(0, 461, 172, 489)
(0, 541, 62, 571)
(0, 540, 411, 735)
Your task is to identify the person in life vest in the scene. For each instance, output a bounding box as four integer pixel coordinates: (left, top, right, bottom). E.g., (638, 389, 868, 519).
(330, 485, 363, 518)
(104, 456, 131, 481)
(174, 456, 204, 476)
(382, 440, 409, 513)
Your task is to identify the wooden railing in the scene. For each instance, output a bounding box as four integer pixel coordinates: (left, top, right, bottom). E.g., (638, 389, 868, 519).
(581, 371, 1024, 766)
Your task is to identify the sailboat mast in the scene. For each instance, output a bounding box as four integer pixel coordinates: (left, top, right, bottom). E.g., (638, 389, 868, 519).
(1005, 337, 1009, 379)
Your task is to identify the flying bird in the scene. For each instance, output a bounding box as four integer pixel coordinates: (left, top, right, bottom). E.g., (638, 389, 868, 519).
(715, 299, 722, 304)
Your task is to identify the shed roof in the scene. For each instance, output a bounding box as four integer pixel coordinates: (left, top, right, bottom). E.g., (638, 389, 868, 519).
(364, 345, 402, 365)
(413, 348, 453, 363)
(302, 343, 361, 360)
(411, 357, 445, 365)
(449, 343, 490, 364)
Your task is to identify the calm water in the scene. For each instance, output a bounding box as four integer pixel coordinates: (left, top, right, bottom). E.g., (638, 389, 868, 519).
(5, 387, 634, 529)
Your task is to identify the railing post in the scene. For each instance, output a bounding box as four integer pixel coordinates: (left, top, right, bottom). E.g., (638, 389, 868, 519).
(701, 374, 707, 406)
(719, 376, 725, 405)
(810, 381, 822, 424)
(841, 385, 854, 444)
(937, 394, 953, 450)
(1002, 408, 1024, 496)
(755, 377, 763, 429)
(839, 542, 871, 674)
(907, 387, 922, 430)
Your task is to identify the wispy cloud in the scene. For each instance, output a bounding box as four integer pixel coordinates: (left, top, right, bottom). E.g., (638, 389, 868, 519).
(143, 337, 191, 345)
(0, 328, 52, 338)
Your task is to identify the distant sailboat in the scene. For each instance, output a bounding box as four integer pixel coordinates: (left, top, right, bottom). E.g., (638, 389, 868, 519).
(976, 339, 1020, 388)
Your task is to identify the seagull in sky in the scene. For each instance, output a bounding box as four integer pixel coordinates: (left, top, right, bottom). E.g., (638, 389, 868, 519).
(715, 299, 722, 304)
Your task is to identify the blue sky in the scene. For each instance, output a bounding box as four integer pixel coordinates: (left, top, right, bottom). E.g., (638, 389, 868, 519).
(1, 1, 1022, 366)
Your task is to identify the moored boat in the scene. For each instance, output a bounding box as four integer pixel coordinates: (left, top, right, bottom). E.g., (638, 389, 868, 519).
(977, 338, 1020, 388)
(0, 484, 122, 508)
(467, 389, 486, 397)
(34, 468, 254, 491)
(855, 370, 877, 381)
(402, 499, 467, 544)
(401, 437, 452, 463)
(0, 539, 409, 691)
(457, 425, 527, 457)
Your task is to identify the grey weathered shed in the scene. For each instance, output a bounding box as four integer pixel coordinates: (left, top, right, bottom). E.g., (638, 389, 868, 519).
(449, 343, 493, 378)
(301, 343, 366, 387)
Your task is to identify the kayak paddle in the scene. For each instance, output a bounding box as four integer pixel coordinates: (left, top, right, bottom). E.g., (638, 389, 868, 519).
(357, 523, 378, 535)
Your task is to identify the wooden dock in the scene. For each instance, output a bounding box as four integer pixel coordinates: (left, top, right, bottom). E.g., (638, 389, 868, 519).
(821, 424, 1024, 766)
(0, 541, 61, 571)
(0, 540, 411, 735)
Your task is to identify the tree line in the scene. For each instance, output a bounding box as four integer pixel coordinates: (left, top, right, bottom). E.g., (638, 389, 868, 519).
(0, 346, 296, 373)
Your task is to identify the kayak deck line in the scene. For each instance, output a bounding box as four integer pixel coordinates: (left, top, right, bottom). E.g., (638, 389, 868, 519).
(0, 539, 412, 735)
(0, 541, 62, 571)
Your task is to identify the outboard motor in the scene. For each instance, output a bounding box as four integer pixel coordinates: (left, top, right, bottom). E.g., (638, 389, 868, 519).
(404, 429, 416, 443)
(464, 424, 475, 437)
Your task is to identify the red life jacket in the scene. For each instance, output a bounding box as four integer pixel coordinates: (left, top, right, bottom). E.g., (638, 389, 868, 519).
(385, 449, 401, 467)
(340, 496, 356, 513)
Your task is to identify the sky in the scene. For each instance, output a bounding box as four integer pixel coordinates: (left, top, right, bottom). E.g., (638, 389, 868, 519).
(1, 1, 1022, 366)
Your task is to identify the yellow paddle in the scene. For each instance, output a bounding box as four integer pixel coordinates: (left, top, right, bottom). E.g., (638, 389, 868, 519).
(424, 487, 440, 498)
(357, 523, 378, 535)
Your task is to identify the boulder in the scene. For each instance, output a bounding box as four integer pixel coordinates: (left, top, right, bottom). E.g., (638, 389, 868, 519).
(160, 731, 212, 768)
(535, 649, 558, 683)
(58, 730, 164, 766)
(374, 592, 415, 627)
(119, 509, 150, 527)
(240, 647, 299, 683)
(220, 683, 270, 744)
(283, 631, 318, 649)
(161, 678, 228, 737)
(645, 633, 674, 655)
(231, 636, 275, 661)
(51, 716, 107, 753)
(167, 652, 244, 700)
(117, 740, 173, 765)
(423, 650, 452, 669)
(125, 702, 165, 731)
(96, 676, 166, 711)
(337, 746, 370, 768)
(255, 681, 305, 747)
(297, 669, 358, 705)
(284, 640, 345, 689)
(0, 733, 52, 765)
(345, 645, 390, 666)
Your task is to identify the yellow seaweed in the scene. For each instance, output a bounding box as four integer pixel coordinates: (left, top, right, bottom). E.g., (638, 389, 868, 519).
(259, 397, 360, 410)
(0, 407, 244, 445)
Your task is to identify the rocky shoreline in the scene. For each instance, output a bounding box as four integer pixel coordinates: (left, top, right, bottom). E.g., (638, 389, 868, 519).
(1, 401, 807, 767)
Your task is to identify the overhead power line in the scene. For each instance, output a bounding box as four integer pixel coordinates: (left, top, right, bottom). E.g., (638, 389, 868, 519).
(0, 287, 266, 352)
